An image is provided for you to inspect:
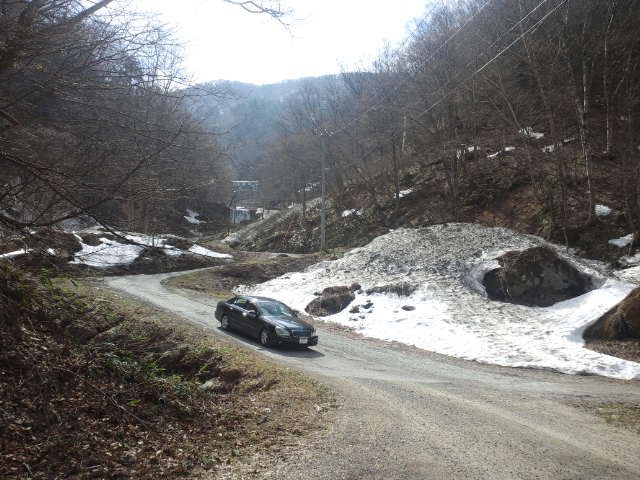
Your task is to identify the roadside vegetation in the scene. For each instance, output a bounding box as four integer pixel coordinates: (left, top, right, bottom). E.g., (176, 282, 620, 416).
(0, 264, 332, 479)
(165, 252, 325, 299)
(578, 402, 640, 435)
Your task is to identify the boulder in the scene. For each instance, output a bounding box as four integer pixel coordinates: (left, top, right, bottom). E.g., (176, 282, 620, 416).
(584, 288, 640, 340)
(305, 285, 355, 316)
(366, 282, 417, 296)
(483, 246, 593, 307)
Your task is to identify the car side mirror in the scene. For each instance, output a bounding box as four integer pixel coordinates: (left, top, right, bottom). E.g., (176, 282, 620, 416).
(244, 311, 257, 318)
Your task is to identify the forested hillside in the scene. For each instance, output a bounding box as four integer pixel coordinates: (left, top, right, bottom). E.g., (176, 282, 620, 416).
(216, 0, 640, 257)
(0, 0, 231, 236)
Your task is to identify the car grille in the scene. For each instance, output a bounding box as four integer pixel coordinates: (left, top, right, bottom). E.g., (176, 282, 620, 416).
(290, 329, 313, 337)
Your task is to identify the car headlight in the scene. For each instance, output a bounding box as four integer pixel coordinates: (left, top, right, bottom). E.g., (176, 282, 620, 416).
(275, 326, 290, 337)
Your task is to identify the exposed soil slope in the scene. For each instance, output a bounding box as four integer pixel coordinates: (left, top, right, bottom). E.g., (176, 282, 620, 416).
(0, 264, 329, 479)
(229, 153, 635, 265)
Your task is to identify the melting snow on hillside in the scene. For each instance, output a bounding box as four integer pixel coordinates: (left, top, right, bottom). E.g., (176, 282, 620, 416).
(247, 224, 640, 380)
(71, 232, 231, 267)
(184, 209, 205, 225)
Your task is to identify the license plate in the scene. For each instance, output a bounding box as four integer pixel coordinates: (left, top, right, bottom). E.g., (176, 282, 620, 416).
(298, 337, 308, 344)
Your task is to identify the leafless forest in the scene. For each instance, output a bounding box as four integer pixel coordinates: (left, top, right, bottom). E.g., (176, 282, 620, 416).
(2, 0, 640, 244)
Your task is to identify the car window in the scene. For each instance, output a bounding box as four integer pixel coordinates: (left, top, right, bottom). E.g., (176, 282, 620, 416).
(257, 301, 294, 317)
(246, 302, 258, 312)
(233, 298, 249, 308)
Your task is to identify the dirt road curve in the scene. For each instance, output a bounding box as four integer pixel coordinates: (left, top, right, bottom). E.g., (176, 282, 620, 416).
(107, 271, 640, 480)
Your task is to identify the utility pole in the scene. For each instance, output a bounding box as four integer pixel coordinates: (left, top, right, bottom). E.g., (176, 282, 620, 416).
(320, 132, 327, 252)
(401, 113, 407, 154)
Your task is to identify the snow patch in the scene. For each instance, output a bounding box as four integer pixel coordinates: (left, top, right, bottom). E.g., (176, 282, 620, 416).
(399, 189, 413, 198)
(71, 238, 144, 267)
(519, 127, 545, 140)
(609, 233, 634, 248)
(246, 224, 640, 380)
(595, 204, 612, 217)
(184, 209, 205, 225)
(0, 249, 29, 259)
(504, 146, 516, 152)
(342, 209, 363, 218)
(188, 244, 232, 259)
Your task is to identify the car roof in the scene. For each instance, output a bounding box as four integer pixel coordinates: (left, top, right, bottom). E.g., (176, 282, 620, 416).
(236, 295, 282, 303)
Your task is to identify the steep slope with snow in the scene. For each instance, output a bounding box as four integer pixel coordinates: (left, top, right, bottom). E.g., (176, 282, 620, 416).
(247, 223, 640, 380)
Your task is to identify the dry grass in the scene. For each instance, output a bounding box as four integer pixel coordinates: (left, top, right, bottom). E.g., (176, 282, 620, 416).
(0, 266, 333, 479)
(164, 254, 323, 299)
(586, 402, 640, 435)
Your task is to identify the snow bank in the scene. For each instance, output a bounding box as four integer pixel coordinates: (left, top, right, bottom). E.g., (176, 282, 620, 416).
(71, 231, 232, 267)
(188, 245, 232, 259)
(246, 224, 640, 380)
(71, 238, 144, 267)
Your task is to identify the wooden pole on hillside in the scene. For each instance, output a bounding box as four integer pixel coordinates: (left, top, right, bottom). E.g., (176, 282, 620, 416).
(320, 133, 327, 252)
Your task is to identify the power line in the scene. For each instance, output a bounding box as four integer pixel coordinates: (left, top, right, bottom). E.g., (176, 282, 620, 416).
(410, 0, 569, 121)
(326, 0, 493, 138)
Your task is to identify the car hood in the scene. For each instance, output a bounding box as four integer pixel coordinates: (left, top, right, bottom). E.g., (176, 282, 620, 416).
(262, 315, 314, 330)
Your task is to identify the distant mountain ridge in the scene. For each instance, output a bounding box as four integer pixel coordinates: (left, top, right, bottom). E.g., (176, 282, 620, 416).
(187, 75, 339, 179)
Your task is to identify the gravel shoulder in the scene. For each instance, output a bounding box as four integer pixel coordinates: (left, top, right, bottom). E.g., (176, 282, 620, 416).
(106, 269, 640, 480)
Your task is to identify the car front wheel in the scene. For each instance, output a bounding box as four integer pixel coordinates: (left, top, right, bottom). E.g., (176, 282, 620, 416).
(221, 315, 230, 330)
(260, 328, 276, 347)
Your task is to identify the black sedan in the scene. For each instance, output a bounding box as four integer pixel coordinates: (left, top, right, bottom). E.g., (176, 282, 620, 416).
(215, 295, 318, 348)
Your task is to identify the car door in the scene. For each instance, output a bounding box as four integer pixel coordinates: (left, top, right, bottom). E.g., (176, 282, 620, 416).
(244, 302, 263, 338)
(230, 298, 251, 333)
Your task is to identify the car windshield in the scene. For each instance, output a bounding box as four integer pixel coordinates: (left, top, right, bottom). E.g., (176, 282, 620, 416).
(257, 300, 294, 317)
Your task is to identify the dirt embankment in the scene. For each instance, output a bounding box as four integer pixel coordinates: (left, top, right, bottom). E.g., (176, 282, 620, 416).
(165, 253, 324, 298)
(0, 264, 331, 479)
(230, 153, 634, 265)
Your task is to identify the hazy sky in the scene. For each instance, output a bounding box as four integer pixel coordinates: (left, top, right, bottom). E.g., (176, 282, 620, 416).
(134, 0, 429, 85)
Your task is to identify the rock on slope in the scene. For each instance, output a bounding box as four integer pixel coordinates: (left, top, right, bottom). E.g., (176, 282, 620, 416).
(585, 288, 640, 340)
(483, 246, 595, 307)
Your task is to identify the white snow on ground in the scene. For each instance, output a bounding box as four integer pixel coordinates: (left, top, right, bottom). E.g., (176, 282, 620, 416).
(0, 249, 29, 258)
(519, 127, 545, 140)
(619, 253, 640, 268)
(487, 151, 500, 159)
(616, 265, 640, 285)
(188, 244, 232, 259)
(504, 146, 516, 152)
(71, 238, 144, 267)
(342, 209, 363, 218)
(609, 233, 634, 248)
(184, 209, 205, 225)
(246, 224, 640, 380)
(542, 144, 556, 153)
(71, 231, 232, 267)
(595, 204, 612, 217)
(399, 189, 413, 198)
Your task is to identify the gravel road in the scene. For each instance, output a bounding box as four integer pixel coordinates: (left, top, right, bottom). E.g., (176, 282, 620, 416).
(106, 271, 640, 480)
